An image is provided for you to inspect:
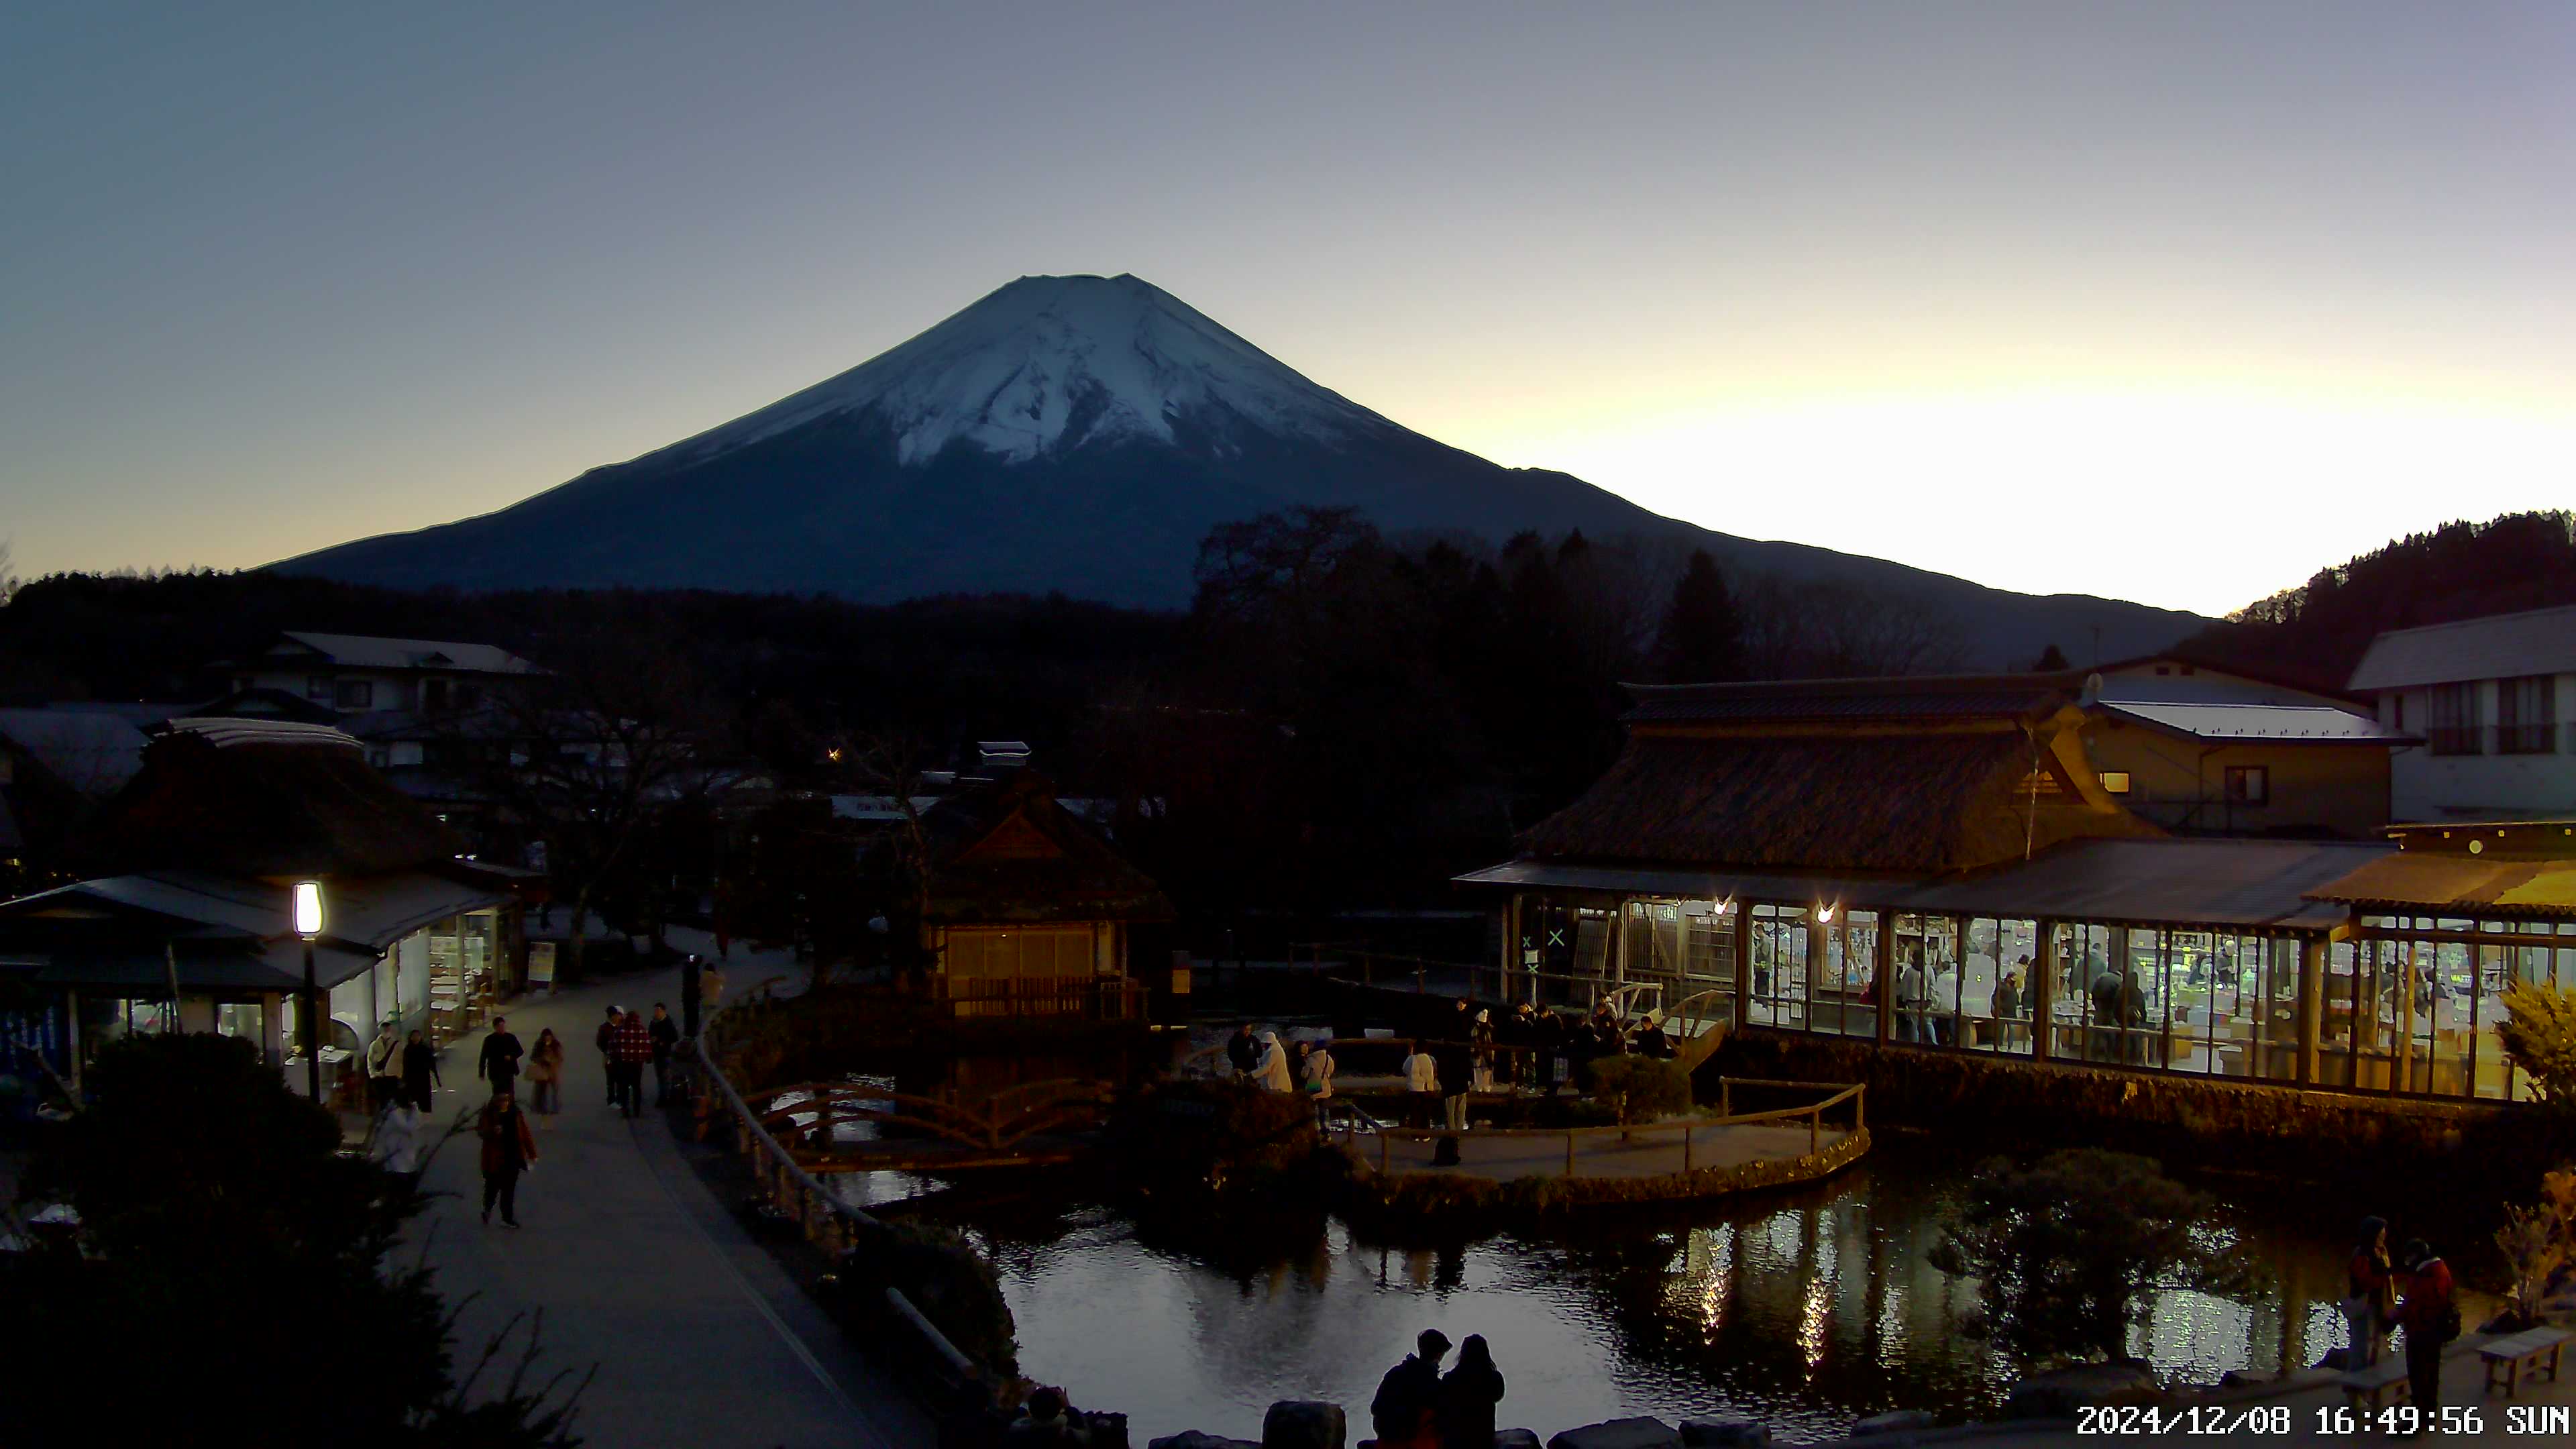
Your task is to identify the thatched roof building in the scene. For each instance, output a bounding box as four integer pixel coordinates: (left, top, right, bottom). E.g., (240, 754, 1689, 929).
(69, 718, 465, 879)
(1517, 675, 2153, 877)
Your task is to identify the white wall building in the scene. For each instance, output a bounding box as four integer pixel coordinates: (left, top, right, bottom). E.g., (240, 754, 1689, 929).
(223, 631, 539, 716)
(2347, 604, 2576, 822)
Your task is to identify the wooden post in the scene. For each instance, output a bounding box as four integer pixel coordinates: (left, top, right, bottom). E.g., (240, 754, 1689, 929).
(2031, 919, 2058, 1063)
(1809, 1108, 1819, 1157)
(1719, 1078, 1730, 1119)
(1873, 914, 1896, 1046)
(1854, 1085, 1865, 1134)
(1683, 1120, 1693, 1173)
(2298, 936, 2325, 1086)
(1379, 1130, 1389, 1175)
(1734, 905, 1755, 1026)
(1565, 1130, 1576, 1178)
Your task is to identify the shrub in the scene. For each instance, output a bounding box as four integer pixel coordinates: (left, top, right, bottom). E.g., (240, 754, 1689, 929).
(2496, 1166, 2576, 1326)
(1929, 1147, 2259, 1366)
(1583, 1055, 1693, 1126)
(836, 1220, 1019, 1379)
(2498, 983, 2576, 1107)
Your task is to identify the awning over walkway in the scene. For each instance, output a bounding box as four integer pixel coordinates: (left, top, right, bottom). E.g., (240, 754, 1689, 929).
(1877, 838, 2389, 930)
(1460, 837, 2396, 931)
(1452, 859, 1922, 904)
(2304, 853, 2576, 920)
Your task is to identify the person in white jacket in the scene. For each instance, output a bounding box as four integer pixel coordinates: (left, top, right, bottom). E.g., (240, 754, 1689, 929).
(1402, 1044, 1439, 1128)
(1254, 1030, 1295, 1091)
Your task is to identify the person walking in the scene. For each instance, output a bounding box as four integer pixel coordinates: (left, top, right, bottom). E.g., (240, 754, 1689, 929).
(1434, 1028, 1473, 1132)
(595, 1004, 624, 1106)
(649, 1002, 681, 1106)
(1368, 1330, 1450, 1448)
(477, 1016, 523, 1101)
(1254, 1030, 1294, 1091)
(400, 1028, 441, 1110)
(2397, 1239, 2457, 1426)
(525, 1028, 565, 1115)
(610, 1008, 653, 1118)
(2342, 1216, 2396, 1367)
(476, 1088, 538, 1227)
(1437, 1334, 1507, 1449)
(1470, 1010, 1497, 1093)
(363, 1022, 404, 1115)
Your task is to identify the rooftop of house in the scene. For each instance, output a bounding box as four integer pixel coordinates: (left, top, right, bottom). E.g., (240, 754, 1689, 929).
(2347, 604, 2576, 692)
(239, 631, 542, 677)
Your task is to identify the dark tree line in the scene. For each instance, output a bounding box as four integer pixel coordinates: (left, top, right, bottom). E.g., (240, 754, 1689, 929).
(2184, 510, 2576, 692)
(0, 515, 1964, 920)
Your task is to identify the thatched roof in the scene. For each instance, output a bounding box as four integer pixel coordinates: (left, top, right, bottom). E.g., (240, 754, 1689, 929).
(1517, 729, 2156, 875)
(918, 772, 1173, 926)
(69, 725, 465, 879)
(1624, 675, 2075, 727)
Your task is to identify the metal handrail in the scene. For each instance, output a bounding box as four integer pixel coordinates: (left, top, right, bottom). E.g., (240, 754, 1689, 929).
(1333, 1078, 1865, 1178)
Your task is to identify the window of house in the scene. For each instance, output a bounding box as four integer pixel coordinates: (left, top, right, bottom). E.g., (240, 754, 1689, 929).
(2428, 682, 2481, 756)
(2099, 771, 2132, 794)
(2390, 694, 2404, 731)
(2499, 676, 2556, 755)
(335, 679, 374, 710)
(2224, 765, 2269, 804)
(425, 678, 451, 711)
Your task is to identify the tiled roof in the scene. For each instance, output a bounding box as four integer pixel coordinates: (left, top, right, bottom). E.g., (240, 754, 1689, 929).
(272, 631, 539, 676)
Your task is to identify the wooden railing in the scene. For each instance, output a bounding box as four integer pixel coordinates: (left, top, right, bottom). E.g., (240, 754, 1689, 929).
(1327, 1077, 1864, 1180)
(941, 975, 1148, 1022)
(760, 1077, 1114, 1155)
(688, 1014, 981, 1386)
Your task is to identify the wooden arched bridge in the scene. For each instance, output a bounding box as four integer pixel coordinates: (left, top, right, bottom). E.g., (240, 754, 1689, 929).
(747, 1078, 1117, 1173)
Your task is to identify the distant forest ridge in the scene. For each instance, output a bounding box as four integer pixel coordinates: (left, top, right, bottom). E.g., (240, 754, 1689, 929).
(2180, 509, 2576, 694)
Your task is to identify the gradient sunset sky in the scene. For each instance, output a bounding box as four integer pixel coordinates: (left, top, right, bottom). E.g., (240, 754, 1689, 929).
(6, 3, 2570, 616)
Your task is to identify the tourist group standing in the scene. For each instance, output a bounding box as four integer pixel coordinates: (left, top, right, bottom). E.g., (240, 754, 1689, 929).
(1371, 1329, 1507, 1448)
(2341, 1214, 2459, 1419)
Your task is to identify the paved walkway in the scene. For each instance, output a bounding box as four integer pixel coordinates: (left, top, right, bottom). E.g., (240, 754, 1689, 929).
(409, 930, 930, 1448)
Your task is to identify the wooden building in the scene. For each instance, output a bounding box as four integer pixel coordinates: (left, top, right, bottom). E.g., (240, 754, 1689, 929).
(910, 771, 1171, 1020)
(1460, 675, 2576, 1104)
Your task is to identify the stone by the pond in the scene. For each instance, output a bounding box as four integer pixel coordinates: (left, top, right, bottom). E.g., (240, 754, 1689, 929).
(1850, 1410, 1935, 1436)
(1547, 1417, 1682, 1449)
(1495, 1434, 1545, 1449)
(1263, 1401, 1345, 1449)
(1680, 1417, 1769, 1447)
(2004, 1361, 2162, 1419)
(1149, 1434, 1261, 1449)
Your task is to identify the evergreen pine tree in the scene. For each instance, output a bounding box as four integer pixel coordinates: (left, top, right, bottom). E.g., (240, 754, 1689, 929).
(1652, 549, 1748, 684)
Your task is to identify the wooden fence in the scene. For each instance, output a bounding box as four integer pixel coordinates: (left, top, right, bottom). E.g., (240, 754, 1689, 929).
(1328, 1076, 1866, 1181)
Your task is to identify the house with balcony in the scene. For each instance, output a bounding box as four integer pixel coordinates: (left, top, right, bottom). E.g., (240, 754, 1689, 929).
(217, 631, 540, 718)
(2078, 656, 2412, 839)
(2347, 605, 2576, 822)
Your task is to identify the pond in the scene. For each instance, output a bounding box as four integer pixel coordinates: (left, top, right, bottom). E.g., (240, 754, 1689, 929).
(837, 1135, 2407, 1444)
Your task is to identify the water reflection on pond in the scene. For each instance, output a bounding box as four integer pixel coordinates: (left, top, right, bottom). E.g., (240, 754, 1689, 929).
(893, 1138, 2358, 1444)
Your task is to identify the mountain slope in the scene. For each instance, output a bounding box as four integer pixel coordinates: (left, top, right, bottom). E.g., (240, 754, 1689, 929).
(276, 273, 2204, 665)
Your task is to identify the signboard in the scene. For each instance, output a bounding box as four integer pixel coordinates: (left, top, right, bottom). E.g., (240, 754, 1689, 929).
(527, 942, 557, 990)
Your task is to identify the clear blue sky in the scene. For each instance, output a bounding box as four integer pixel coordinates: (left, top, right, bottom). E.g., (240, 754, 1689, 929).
(5, 2, 2570, 615)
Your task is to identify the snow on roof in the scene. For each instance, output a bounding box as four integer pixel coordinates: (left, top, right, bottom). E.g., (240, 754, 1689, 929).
(0, 708, 151, 796)
(271, 631, 539, 676)
(161, 717, 365, 753)
(2347, 605, 2576, 692)
(668, 273, 1395, 468)
(2099, 701, 2412, 743)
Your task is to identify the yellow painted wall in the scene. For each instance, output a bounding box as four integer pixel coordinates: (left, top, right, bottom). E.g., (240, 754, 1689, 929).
(2085, 716, 2392, 838)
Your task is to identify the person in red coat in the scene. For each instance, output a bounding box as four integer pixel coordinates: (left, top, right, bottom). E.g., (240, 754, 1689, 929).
(2397, 1238, 2457, 1423)
(610, 1009, 654, 1118)
(476, 1090, 539, 1227)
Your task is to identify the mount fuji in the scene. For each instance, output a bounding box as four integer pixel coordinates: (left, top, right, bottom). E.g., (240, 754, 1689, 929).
(276, 273, 2203, 663)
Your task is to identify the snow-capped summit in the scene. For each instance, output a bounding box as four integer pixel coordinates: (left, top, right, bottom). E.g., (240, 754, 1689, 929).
(678, 273, 1393, 467)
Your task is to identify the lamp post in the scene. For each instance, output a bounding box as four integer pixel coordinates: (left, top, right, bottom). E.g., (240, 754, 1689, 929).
(295, 880, 325, 1102)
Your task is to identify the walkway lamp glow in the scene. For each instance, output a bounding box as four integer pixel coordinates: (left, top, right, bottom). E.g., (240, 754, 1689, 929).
(295, 880, 324, 1102)
(1815, 902, 1837, 925)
